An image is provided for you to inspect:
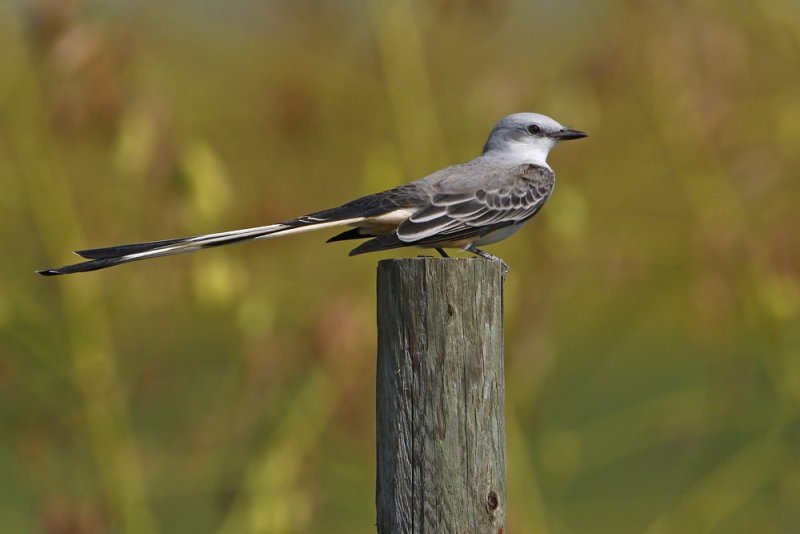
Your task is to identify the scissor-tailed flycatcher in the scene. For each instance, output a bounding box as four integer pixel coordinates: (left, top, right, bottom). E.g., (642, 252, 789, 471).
(37, 113, 586, 276)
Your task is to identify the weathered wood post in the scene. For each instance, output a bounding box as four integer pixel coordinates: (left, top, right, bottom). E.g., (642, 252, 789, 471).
(376, 258, 506, 533)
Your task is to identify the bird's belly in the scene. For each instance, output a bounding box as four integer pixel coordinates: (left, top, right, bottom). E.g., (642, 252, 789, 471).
(415, 223, 527, 250)
(472, 224, 526, 246)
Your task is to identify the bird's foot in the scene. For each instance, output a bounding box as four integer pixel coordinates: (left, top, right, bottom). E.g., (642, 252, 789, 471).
(466, 246, 510, 275)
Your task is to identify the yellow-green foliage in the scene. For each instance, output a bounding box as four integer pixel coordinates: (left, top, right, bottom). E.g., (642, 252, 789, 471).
(1, 1, 798, 532)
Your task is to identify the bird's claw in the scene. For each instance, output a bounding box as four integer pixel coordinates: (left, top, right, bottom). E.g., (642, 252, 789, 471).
(466, 247, 510, 276)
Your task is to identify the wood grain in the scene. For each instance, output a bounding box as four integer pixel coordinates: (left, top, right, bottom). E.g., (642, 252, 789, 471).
(376, 258, 506, 533)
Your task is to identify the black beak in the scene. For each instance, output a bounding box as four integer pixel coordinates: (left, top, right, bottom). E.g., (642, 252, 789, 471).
(551, 128, 588, 141)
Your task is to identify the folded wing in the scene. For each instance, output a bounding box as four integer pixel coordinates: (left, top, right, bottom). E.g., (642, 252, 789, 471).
(349, 163, 554, 254)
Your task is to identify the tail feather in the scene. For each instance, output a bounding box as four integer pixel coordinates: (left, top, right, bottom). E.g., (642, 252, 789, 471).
(348, 233, 406, 256)
(326, 228, 368, 243)
(38, 216, 364, 276)
(39, 256, 142, 276)
(75, 237, 192, 259)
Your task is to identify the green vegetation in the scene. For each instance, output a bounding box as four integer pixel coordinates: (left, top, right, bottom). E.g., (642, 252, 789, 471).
(1, 1, 798, 532)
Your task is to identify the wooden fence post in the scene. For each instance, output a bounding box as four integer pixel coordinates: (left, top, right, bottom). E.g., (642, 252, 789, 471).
(376, 258, 506, 533)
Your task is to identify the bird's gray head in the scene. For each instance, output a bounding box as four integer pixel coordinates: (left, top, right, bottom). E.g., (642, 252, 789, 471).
(482, 112, 587, 166)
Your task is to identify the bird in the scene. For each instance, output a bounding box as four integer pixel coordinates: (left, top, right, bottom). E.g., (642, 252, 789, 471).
(37, 113, 586, 276)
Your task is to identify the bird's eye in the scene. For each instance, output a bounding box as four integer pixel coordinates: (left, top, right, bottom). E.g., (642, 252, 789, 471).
(526, 124, 542, 135)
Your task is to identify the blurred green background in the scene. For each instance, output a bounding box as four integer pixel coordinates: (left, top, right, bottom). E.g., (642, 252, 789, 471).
(2, 0, 799, 532)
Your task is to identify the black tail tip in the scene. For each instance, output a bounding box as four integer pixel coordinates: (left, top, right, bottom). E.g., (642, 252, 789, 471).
(36, 269, 61, 276)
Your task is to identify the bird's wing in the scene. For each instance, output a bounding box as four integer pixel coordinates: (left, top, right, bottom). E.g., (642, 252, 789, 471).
(394, 163, 554, 245)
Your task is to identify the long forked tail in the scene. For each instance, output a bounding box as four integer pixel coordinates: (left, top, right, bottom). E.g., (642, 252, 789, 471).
(37, 214, 365, 276)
